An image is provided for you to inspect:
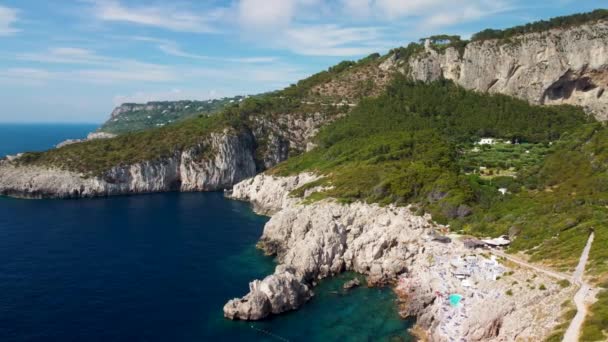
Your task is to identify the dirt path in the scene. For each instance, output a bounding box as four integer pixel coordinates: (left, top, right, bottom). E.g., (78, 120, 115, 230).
(563, 232, 595, 342)
(489, 249, 571, 281)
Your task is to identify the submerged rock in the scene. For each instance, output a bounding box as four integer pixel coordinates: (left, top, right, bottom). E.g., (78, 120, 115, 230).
(343, 278, 361, 290)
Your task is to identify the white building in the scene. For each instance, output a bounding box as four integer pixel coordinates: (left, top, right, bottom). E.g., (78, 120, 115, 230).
(477, 138, 496, 145)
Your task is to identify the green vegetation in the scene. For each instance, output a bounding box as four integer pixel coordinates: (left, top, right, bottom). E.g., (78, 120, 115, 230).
(421, 35, 468, 56)
(471, 9, 608, 42)
(558, 279, 571, 288)
(506, 289, 514, 296)
(275, 78, 588, 220)
(546, 304, 577, 342)
(18, 94, 341, 176)
(99, 97, 250, 135)
(273, 75, 608, 279)
(281, 53, 382, 99)
(454, 124, 608, 274)
(582, 282, 608, 341)
(19, 113, 230, 176)
(459, 142, 553, 176)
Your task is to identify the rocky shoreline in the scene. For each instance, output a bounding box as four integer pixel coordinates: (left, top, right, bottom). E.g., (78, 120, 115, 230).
(223, 173, 575, 341)
(0, 130, 258, 199)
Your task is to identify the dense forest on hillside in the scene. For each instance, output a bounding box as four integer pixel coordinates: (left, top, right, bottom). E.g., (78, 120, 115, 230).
(275, 77, 589, 206)
(98, 97, 251, 135)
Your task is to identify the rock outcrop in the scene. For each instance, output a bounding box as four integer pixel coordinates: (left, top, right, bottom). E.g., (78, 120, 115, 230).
(56, 132, 117, 148)
(224, 173, 574, 341)
(228, 173, 319, 215)
(224, 269, 313, 320)
(0, 130, 257, 198)
(381, 21, 608, 121)
(224, 173, 435, 320)
(251, 112, 335, 169)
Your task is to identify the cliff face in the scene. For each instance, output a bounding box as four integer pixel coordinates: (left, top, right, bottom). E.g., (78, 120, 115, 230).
(382, 21, 608, 120)
(251, 112, 332, 169)
(0, 108, 334, 199)
(0, 130, 256, 199)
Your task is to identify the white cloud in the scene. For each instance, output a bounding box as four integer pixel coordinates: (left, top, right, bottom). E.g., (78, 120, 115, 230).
(91, 0, 221, 33)
(340, 0, 372, 18)
(18, 47, 109, 65)
(131, 36, 278, 63)
(340, 0, 511, 28)
(238, 0, 296, 30)
(0, 68, 54, 85)
(234, 0, 510, 57)
(0, 5, 19, 36)
(0, 65, 177, 85)
(278, 24, 389, 56)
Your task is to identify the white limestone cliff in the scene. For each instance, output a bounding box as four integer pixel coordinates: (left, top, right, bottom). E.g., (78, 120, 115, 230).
(0, 130, 256, 198)
(381, 21, 608, 120)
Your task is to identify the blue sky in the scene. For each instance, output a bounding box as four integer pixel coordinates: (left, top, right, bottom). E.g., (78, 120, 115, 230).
(0, 0, 605, 123)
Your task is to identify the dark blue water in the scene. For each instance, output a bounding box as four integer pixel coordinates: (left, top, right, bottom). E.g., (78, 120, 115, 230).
(0, 125, 414, 341)
(0, 124, 98, 158)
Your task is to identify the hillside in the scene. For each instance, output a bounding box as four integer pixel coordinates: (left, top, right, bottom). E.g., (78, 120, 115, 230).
(274, 76, 607, 340)
(2, 9, 608, 340)
(98, 96, 249, 135)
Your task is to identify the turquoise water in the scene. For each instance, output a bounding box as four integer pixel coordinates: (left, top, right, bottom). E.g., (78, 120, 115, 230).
(0, 124, 415, 341)
(449, 294, 463, 307)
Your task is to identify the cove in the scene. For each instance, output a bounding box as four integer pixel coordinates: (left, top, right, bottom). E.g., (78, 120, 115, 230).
(0, 191, 414, 341)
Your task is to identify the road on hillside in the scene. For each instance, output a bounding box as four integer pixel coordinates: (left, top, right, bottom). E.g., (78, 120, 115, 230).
(489, 249, 570, 281)
(563, 232, 595, 342)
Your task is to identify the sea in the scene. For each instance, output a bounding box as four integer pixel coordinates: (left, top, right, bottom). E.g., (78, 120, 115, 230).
(0, 124, 414, 341)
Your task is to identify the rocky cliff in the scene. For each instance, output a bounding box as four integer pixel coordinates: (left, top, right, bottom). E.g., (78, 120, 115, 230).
(224, 173, 435, 319)
(223, 173, 575, 341)
(0, 129, 257, 199)
(0, 108, 334, 199)
(381, 21, 608, 121)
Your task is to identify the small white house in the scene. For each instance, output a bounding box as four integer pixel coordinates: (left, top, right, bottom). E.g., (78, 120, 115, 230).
(477, 138, 496, 145)
(498, 188, 508, 195)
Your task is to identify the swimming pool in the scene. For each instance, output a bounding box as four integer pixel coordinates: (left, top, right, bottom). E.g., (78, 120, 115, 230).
(449, 294, 463, 307)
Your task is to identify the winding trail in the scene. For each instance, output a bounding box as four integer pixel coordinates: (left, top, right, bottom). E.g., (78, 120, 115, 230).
(489, 249, 570, 281)
(563, 232, 595, 342)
